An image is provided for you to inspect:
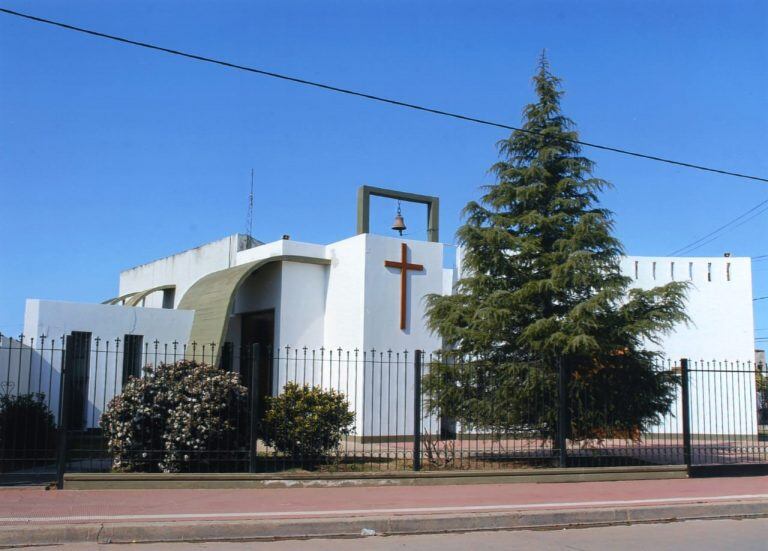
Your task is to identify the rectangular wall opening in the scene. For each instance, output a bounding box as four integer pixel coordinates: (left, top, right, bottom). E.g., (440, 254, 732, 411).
(162, 289, 175, 309)
(64, 331, 91, 430)
(122, 334, 144, 385)
(240, 309, 275, 420)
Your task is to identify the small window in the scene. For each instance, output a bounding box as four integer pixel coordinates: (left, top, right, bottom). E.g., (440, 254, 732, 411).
(220, 342, 234, 372)
(688, 262, 694, 280)
(652, 262, 657, 280)
(634, 261, 639, 280)
(122, 335, 144, 385)
(162, 288, 175, 309)
(726, 262, 731, 281)
(707, 262, 712, 282)
(670, 262, 675, 280)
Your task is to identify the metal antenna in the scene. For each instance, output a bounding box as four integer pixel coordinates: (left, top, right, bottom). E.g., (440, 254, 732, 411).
(246, 168, 254, 240)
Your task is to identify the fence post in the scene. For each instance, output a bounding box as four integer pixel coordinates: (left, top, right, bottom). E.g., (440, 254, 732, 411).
(680, 358, 692, 468)
(249, 344, 261, 473)
(556, 356, 568, 468)
(55, 338, 70, 489)
(413, 350, 423, 472)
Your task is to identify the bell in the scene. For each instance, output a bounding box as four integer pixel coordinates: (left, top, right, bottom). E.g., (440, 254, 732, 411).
(391, 212, 407, 235)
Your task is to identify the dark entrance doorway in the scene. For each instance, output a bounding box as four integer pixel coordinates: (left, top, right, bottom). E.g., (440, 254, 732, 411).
(240, 310, 275, 418)
(64, 331, 91, 430)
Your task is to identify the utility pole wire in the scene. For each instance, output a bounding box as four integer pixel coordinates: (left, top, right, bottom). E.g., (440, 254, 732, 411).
(667, 198, 768, 256)
(2, 7, 768, 184)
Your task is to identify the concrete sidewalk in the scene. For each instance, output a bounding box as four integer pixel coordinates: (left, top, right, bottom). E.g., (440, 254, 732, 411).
(0, 476, 766, 546)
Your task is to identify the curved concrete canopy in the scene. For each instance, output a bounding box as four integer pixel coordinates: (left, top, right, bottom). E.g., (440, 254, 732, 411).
(102, 292, 139, 305)
(125, 284, 176, 307)
(177, 255, 331, 360)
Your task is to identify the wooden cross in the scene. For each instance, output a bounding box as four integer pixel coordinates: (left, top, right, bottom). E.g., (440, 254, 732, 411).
(384, 243, 424, 330)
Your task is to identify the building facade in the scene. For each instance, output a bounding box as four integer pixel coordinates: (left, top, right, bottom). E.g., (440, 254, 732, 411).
(12, 192, 758, 437)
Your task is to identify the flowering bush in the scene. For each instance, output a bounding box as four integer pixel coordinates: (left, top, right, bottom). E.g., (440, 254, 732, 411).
(261, 382, 355, 461)
(0, 393, 56, 469)
(101, 360, 248, 473)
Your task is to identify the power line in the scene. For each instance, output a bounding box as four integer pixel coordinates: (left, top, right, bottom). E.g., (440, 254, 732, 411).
(755, 296, 768, 302)
(667, 198, 768, 256)
(2, 7, 768, 184)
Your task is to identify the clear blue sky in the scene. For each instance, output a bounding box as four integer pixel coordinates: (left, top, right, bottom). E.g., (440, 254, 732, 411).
(1, 1, 766, 342)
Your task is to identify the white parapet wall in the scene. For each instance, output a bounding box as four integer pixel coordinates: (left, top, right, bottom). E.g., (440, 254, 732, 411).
(15, 300, 194, 427)
(24, 299, 194, 343)
(623, 256, 757, 436)
(622, 256, 754, 361)
(118, 234, 257, 308)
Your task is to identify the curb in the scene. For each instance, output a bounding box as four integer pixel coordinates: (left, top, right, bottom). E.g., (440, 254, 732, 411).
(1, 499, 766, 546)
(63, 465, 688, 490)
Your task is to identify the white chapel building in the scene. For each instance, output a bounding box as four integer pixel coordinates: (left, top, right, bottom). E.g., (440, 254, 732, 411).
(16, 186, 759, 435)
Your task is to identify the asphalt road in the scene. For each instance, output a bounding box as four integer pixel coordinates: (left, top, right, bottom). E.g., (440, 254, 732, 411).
(24, 518, 768, 550)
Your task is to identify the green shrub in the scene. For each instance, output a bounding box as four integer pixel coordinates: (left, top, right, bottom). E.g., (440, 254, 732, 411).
(261, 382, 355, 461)
(101, 360, 248, 473)
(0, 393, 57, 468)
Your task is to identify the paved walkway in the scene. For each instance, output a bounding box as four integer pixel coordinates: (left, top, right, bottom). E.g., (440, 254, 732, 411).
(0, 476, 766, 525)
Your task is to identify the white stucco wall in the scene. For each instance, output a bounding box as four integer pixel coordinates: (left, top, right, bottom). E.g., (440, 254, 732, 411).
(621, 256, 754, 361)
(229, 254, 330, 396)
(310, 235, 367, 432)
(19, 300, 194, 427)
(279, 262, 327, 350)
(24, 299, 194, 343)
(622, 256, 757, 435)
(230, 262, 283, 348)
(118, 234, 254, 308)
(322, 235, 367, 350)
(0, 335, 38, 401)
(257, 234, 448, 436)
(356, 235, 445, 436)
(361, 234, 444, 353)
(235, 238, 326, 266)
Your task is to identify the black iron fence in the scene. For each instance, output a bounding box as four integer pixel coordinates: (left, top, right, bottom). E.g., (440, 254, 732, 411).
(0, 334, 765, 486)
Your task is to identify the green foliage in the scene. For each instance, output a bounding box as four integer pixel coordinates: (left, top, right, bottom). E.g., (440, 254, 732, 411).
(101, 360, 248, 473)
(757, 362, 767, 425)
(757, 363, 767, 395)
(261, 382, 355, 461)
(425, 54, 688, 441)
(0, 393, 56, 463)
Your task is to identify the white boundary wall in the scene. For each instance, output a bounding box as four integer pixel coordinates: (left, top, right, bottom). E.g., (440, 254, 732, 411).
(14, 300, 194, 427)
(622, 256, 757, 435)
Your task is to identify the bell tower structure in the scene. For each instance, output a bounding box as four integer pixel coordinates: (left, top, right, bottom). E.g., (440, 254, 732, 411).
(356, 185, 440, 243)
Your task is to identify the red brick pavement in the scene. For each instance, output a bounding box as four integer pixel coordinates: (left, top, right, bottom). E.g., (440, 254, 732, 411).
(0, 476, 766, 525)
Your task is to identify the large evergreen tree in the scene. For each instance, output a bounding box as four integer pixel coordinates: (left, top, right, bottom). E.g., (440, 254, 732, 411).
(425, 55, 689, 441)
